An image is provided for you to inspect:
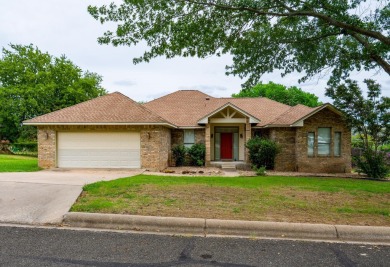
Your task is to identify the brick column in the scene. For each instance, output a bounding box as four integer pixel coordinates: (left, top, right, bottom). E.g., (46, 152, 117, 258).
(245, 119, 251, 163)
(205, 124, 211, 166)
(37, 127, 56, 168)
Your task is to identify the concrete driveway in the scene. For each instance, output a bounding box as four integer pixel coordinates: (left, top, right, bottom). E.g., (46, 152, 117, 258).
(0, 169, 143, 225)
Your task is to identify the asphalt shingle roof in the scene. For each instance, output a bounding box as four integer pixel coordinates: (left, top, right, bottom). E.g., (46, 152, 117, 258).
(143, 90, 318, 127)
(24, 92, 169, 124)
(24, 90, 325, 128)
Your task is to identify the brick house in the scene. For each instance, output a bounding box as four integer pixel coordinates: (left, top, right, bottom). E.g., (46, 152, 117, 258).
(24, 90, 351, 173)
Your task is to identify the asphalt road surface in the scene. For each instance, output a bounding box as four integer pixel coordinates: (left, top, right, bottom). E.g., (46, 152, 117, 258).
(0, 225, 388, 266)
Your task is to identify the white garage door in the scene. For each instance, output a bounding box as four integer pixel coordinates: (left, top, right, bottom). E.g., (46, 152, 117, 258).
(57, 132, 140, 168)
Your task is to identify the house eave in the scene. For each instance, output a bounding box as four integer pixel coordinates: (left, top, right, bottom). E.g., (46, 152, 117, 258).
(177, 126, 206, 129)
(22, 122, 178, 128)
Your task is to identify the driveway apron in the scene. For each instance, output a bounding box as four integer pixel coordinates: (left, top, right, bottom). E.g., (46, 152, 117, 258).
(0, 169, 142, 225)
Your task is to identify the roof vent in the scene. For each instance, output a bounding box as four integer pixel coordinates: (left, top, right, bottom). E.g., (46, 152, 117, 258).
(205, 97, 210, 100)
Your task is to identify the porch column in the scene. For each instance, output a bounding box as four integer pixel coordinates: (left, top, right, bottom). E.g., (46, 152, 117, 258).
(205, 123, 211, 166)
(245, 119, 251, 163)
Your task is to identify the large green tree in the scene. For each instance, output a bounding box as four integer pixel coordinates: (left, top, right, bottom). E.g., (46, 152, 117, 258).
(326, 79, 390, 179)
(88, 0, 389, 87)
(0, 44, 107, 141)
(232, 82, 321, 107)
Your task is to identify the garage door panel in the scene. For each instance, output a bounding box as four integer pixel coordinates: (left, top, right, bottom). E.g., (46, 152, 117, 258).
(58, 132, 140, 168)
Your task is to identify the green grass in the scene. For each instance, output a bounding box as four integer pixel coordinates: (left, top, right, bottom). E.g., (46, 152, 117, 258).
(81, 174, 390, 194)
(0, 154, 40, 172)
(72, 175, 390, 226)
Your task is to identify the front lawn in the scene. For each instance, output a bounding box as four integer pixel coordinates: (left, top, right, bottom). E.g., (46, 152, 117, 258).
(0, 154, 40, 172)
(71, 175, 390, 226)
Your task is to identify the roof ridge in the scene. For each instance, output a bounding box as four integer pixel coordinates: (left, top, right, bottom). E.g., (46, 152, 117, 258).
(104, 91, 175, 125)
(268, 105, 300, 125)
(219, 96, 263, 99)
(268, 103, 327, 126)
(139, 102, 175, 126)
(145, 89, 214, 104)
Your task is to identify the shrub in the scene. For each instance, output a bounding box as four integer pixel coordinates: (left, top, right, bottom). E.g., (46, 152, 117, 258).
(354, 150, 390, 179)
(9, 142, 38, 153)
(381, 143, 390, 153)
(171, 145, 187, 166)
(246, 137, 280, 170)
(252, 165, 267, 176)
(187, 143, 206, 166)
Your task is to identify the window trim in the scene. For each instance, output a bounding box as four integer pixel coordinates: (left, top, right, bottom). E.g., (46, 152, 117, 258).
(307, 128, 343, 158)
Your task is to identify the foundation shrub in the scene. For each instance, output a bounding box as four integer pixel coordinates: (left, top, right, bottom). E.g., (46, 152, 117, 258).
(187, 143, 206, 166)
(171, 145, 187, 166)
(246, 137, 280, 170)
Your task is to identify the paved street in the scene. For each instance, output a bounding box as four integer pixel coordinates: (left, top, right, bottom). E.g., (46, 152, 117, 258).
(0, 169, 141, 224)
(0, 225, 388, 266)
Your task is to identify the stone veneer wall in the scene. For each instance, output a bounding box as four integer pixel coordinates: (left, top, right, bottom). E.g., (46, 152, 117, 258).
(37, 125, 171, 171)
(171, 129, 205, 147)
(37, 128, 56, 168)
(171, 128, 205, 166)
(195, 129, 205, 144)
(270, 128, 297, 172)
(140, 126, 171, 170)
(295, 109, 351, 173)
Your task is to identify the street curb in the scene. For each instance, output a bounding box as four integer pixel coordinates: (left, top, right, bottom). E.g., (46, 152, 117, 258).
(63, 212, 390, 244)
(335, 225, 390, 243)
(63, 213, 206, 235)
(206, 219, 337, 240)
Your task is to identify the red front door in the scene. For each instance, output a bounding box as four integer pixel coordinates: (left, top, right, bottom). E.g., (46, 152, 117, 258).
(220, 133, 233, 159)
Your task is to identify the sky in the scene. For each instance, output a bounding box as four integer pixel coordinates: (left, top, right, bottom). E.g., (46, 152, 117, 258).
(0, 0, 389, 102)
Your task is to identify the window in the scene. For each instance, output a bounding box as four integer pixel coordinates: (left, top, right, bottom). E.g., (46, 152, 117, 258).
(318, 128, 331, 156)
(307, 132, 315, 156)
(253, 131, 261, 138)
(334, 132, 341, 156)
(308, 128, 342, 157)
(183, 130, 195, 148)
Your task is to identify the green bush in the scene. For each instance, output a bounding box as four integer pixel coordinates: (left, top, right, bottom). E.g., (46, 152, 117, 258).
(381, 143, 390, 153)
(9, 142, 38, 153)
(187, 143, 206, 166)
(253, 165, 267, 176)
(246, 137, 280, 170)
(172, 145, 187, 166)
(354, 150, 390, 179)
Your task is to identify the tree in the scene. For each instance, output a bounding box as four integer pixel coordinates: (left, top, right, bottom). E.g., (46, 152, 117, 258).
(0, 44, 107, 141)
(232, 82, 321, 107)
(88, 1, 389, 88)
(326, 79, 390, 179)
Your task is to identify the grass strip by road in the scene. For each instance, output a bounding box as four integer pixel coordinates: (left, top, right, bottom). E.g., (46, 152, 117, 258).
(71, 175, 390, 226)
(0, 154, 40, 172)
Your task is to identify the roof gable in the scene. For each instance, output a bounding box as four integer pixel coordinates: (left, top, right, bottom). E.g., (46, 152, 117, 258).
(289, 103, 343, 126)
(197, 102, 260, 124)
(24, 92, 172, 126)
